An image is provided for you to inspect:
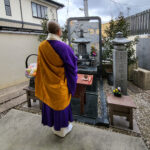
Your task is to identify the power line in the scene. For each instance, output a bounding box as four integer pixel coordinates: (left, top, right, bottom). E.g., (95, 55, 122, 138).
(110, 0, 150, 8)
(109, 0, 150, 17)
(109, 0, 124, 15)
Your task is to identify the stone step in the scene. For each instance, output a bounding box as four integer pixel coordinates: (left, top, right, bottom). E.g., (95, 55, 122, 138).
(0, 81, 28, 97)
(0, 94, 27, 114)
(0, 81, 28, 104)
(0, 90, 26, 104)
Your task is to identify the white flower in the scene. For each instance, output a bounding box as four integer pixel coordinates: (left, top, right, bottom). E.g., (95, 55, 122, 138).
(118, 87, 121, 91)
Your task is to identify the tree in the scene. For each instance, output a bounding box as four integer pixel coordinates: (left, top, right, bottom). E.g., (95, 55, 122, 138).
(61, 25, 68, 42)
(103, 15, 138, 65)
(38, 18, 48, 42)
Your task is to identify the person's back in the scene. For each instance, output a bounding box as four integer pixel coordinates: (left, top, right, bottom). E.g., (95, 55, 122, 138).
(35, 21, 78, 137)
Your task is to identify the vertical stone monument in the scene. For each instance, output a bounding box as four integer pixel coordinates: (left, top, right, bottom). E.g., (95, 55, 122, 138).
(112, 32, 131, 95)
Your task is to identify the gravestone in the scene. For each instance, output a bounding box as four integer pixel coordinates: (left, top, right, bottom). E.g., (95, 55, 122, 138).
(70, 21, 100, 64)
(67, 17, 102, 76)
(112, 32, 131, 95)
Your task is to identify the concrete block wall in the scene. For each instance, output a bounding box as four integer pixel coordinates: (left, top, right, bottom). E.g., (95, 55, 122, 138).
(0, 32, 40, 89)
(133, 68, 150, 90)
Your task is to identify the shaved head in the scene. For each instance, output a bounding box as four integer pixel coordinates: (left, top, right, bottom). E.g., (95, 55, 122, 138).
(47, 21, 60, 34)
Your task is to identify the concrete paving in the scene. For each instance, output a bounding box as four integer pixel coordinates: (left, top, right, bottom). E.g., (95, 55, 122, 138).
(0, 109, 147, 150)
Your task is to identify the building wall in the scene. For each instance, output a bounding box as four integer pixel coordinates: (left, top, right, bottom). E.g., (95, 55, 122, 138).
(0, 0, 22, 21)
(0, 0, 58, 30)
(101, 23, 109, 37)
(0, 31, 40, 89)
(22, 0, 58, 24)
(0, 0, 61, 89)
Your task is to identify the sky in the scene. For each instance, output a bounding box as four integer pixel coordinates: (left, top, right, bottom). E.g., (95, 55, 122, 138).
(55, 0, 150, 27)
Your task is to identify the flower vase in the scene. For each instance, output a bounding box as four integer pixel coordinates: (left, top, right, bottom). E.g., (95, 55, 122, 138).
(114, 93, 121, 97)
(91, 56, 95, 60)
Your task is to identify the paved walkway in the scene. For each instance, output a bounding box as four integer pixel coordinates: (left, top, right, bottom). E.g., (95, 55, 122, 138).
(0, 109, 147, 150)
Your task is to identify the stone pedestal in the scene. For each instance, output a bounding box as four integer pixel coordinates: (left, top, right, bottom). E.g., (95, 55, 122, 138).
(113, 50, 127, 95)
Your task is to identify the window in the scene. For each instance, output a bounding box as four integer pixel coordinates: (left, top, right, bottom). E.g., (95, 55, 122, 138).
(31, 2, 47, 19)
(41, 6, 45, 18)
(44, 7, 47, 18)
(4, 0, 12, 16)
(32, 3, 37, 17)
(41, 6, 47, 18)
(37, 5, 41, 18)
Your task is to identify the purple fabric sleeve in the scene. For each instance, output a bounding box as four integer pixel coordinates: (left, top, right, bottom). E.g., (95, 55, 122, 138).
(47, 40, 78, 96)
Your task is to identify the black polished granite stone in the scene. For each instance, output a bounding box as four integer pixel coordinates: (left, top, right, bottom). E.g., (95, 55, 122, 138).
(77, 66, 97, 75)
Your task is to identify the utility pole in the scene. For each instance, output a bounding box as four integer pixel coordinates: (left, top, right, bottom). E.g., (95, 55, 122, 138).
(84, 0, 89, 17)
(127, 7, 130, 17)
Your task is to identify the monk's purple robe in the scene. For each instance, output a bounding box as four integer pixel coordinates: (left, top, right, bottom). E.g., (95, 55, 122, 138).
(42, 40, 78, 131)
(48, 40, 78, 95)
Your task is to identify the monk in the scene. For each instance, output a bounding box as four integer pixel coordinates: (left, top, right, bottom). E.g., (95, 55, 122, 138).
(35, 21, 78, 137)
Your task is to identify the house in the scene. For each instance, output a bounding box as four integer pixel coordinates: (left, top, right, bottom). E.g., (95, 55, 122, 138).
(0, 0, 64, 32)
(0, 0, 64, 89)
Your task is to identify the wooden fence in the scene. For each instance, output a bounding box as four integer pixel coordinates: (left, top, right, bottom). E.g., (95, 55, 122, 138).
(126, 9, 150, 35)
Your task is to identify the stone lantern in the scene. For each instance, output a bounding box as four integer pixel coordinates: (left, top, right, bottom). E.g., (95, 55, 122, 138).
(72, 29, 90, 57)
(112, 32, 131, 95)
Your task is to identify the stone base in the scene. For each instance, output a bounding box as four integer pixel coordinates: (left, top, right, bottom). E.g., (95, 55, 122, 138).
(128, 63, 137, 81)
(111, 115, 140, 134)
(133, 68, 150, 90)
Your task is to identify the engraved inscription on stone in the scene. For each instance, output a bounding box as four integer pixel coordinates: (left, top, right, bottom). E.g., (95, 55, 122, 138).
(113, 48, 127, 95)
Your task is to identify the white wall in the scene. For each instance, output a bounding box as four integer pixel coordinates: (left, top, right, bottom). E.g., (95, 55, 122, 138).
(0, 31, 40, 89)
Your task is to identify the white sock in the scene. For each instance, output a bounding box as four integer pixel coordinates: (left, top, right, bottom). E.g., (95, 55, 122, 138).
(52, 123, 73, 137)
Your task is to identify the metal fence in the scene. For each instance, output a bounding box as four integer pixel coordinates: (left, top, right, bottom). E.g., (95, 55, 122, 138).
(126, 9, 150, 35)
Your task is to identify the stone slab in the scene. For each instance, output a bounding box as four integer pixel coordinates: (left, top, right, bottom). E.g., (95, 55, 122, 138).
(0, 95, 26, 113)
(0, 90, 25, 104)
(0, 81, 28, 96)
(0, 109, 147, 150)
(107, 94, 136, 108)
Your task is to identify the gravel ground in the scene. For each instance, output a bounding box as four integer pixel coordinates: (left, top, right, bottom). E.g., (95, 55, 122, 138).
(103, 79, 150, 150)
(97, 80, 101, 117)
